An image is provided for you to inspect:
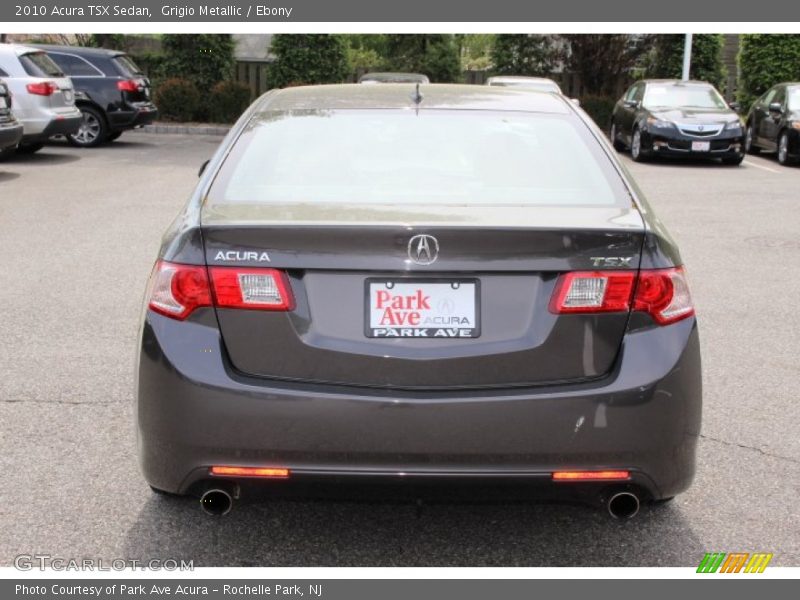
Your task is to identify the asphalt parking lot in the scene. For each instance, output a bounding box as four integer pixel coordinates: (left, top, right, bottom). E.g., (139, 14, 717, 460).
(1, 133, 798, 567)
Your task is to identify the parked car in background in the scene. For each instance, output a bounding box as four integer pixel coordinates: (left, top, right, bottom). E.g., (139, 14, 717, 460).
(744, 82, 800, 166)
(137, 84, 701, 519)
(486, 76, 562, 94)
(0, 79, 24, 156)
(32, 45, 158, 147)
(0, 44, 82, 155)
(358, 72, 430, 84)
(610, 79, 744, 165)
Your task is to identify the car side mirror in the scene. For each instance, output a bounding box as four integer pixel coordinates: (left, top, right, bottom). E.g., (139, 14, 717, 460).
(728, 101, 740, 112)
(768, 102, 783, 115)
(624, 100, 639, 109)
(198, 159, 210, 177)
(570, 97, 581, 107)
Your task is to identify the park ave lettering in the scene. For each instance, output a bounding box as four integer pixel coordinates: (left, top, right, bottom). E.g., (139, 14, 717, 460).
(375, 288, 431, 326)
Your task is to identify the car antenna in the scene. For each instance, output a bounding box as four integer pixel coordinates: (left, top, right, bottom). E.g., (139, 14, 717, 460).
(411, 82, 423, 105)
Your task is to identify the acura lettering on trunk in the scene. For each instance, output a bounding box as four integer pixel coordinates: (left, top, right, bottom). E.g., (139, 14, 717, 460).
(137, 84, 702, 518)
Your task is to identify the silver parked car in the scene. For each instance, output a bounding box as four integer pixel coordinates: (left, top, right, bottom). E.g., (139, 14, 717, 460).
(0, 44, 82, 155)
(486, 76, 562, 93)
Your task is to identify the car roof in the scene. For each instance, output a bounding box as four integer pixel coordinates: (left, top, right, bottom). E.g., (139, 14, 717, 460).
(257, 83, 572, 114)
(0, 43, 48, 57)
(28, 44, 123, 58)
(640, 79, 717, 87)
(487, 76, 556, 83)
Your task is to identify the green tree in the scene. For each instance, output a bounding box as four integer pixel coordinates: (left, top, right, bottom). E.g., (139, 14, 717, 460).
(383, 35, 461, 83)
(266, 34, 350, 88)
(160, 34, 235, 90)
(457, 34, 495, 71)
(490, 34, 561, 76)
(646, 34, 724, 87)
(739, 34, 800, 110)
(563, 34, 654, 96)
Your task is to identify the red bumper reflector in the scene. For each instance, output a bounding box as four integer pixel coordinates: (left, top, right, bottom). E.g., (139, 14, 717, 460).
(552, 470, 630, 481)
(210, 466, 290, 478)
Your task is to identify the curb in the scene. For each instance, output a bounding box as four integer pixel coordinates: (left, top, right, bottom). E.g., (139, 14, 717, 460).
(140, 124, 231, 136)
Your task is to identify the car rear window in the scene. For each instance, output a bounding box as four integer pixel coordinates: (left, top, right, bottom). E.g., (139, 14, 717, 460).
(209, 110, 628, 207)
(48, 52, 102, 77)
(19, 52, 64, 77)
(643, 84, 727, 110)
(111, 55, 143, 77)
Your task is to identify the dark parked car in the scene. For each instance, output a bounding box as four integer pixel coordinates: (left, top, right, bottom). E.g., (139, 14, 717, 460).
(610, 79, 744, 165)
(32, 44, 158, 147)
(0, 79, 24, 155)
(137, 84, 701, 519)
(744, 82, 800, 166)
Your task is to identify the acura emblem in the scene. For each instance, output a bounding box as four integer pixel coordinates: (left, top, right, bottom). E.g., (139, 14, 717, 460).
(408, 234, 439, 265)
(697, 124, 705, 131)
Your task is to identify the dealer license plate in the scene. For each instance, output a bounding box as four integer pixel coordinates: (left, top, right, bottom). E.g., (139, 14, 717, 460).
(366, 279, 480, 338)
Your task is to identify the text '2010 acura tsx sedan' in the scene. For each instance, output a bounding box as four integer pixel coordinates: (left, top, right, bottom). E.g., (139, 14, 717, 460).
(137, 84, 702, 518)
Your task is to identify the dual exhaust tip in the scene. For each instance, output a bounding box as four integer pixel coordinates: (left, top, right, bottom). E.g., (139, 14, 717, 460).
(200, 485, 641, 519)
(200, 488, 233, 516)
(606, 491, 640, 520)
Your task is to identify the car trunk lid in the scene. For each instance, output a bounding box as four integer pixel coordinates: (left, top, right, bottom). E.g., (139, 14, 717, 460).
(201, 203, 645, 390)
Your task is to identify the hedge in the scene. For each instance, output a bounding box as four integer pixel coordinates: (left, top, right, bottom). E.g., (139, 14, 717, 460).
(153, 78, 201, 122)
(739, 35, 800, 111)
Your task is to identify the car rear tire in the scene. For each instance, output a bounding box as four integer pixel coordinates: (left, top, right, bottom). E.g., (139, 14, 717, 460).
(106, 131, 123, 142)
(610, 122, 625, 152)
(630, 127, 648, 162)
(744, 123, 760, 155)
(722, 154, 744, 166)
(777, 131, 793, 166)
(68, 105, 108, 148)
(16, 143, 44, 154)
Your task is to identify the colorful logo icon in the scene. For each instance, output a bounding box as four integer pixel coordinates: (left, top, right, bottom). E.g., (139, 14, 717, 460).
(697, 552, 773, 573)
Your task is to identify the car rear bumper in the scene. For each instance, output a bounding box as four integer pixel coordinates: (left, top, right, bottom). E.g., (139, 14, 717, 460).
(108, 103, 159, 131)
(137, 310, 702, 501)
(0, 119, 24, 149)
(642, 127, 744, 159)
(21, 111, 82, 143)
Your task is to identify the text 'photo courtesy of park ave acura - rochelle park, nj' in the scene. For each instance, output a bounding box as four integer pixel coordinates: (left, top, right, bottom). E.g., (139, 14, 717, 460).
(0, 17, 799, 595)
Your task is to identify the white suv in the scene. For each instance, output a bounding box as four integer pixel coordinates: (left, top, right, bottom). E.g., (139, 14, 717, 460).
(0, 44, 82, 155)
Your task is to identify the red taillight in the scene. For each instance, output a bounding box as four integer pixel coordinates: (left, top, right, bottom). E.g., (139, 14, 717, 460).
(549, 271, 636, 314)
(633, 268, 695, 325)
(549, 267, 694, 326)
(148, 261, 212, 320)
(117, 79, 140, 93)
(552, 470, 630, 481)
(26, 81, 57, 96)
(147, 261, 294, 320)
(210, 267, 295, 311)
(210, 466, 290, 479)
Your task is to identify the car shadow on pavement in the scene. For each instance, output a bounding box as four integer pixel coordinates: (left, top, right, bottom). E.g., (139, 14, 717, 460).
(4, 151, 81, 165)
(122, 487, 703, 567)
(0, 171, 20, 183)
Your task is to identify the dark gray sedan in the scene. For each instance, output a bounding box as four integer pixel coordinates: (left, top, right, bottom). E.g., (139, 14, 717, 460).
(137, 84, 701, 519)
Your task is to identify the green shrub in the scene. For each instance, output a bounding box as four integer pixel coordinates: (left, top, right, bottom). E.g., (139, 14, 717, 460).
(383, 35, 461, 83)
(210, 81, 252, 123)
(267, 35, 350, 89)
(160, 35, 236, 91)
(739, 34, 800, 111)
(580, 95, 616, 131)
(646, 34, 725, 87)
(154, 78, 201, 122)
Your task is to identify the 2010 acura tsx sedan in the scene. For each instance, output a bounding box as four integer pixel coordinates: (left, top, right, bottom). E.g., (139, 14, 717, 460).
(137, 84, 702, 518)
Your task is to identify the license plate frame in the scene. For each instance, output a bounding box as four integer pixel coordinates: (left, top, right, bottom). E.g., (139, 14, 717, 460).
(364, 278, 481, 339)
(691, 140, 711, 152)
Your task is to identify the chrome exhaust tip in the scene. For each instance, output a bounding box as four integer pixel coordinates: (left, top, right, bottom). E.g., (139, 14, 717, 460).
(607, 491, 640, 520)
(200, 488, 233, 516)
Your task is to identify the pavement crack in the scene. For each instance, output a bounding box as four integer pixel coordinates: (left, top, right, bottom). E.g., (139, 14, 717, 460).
(0, 398, 121, 406)
(700, 433, 800, 465)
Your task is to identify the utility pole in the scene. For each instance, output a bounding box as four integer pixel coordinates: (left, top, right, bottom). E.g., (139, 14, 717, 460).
(682, 33, 693, 81)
